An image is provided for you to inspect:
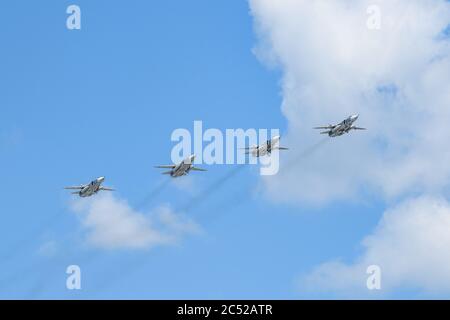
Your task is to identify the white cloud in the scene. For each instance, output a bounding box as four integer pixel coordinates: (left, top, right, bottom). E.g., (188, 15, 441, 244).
(70, 193, 199, 250)
(250, 0, 450, 205)
(250, 0, 450, 296)
(298, 196, 450, 297)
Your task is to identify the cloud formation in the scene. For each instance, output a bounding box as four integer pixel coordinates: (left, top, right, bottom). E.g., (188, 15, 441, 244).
(250, 0, 450, 205)
(250, 0, 450, 297)
(298, 196, 450, 297)
(70, 193, 199, 250)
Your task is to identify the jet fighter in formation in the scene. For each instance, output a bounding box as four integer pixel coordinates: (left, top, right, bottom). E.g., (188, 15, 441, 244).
(314, 114, 366, 137)
(66, 115, 365, 196)
(64, 176, 114, 197)
(241, 135, 289, 157)
(155, 154, 207, 178)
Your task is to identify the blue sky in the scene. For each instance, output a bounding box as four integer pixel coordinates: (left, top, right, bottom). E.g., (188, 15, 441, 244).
(1, 1, 449, 299)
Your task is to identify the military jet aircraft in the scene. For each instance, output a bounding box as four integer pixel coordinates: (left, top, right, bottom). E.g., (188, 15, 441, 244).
(155, 154, 206, 178)
(241, 135, 289, 157)
(314, 114, 366, 137)
(64, 176, 115, 197)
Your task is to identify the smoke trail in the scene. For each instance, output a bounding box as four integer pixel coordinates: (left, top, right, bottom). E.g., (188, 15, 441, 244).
(63, 144, 326, 296)
(90, 165, 248, 295)
(199, 187, 252, 224)
(89, 251, 156, 295)
(0, 210, 68, 295)
(0, 228, 95, 298)
(134, 178, 171, 210)
(197, 138, 331, 225)
(26, 250, 97, 299)
(3, 174, 172, 266)
(90, 146, 331, 295)
(0, 211, 65, 263)
(28, 177, 172, 297)
(8, 177, 169, 297)
(284, 137, 330, 170)
(39, 142, 330, 297)
(181, 165, 247, 213)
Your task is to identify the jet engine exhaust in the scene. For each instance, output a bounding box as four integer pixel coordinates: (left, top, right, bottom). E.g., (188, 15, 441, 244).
(181, 165, 247, 214)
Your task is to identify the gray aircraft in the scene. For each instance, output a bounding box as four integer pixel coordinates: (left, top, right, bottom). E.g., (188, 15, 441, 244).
(155, 154, 206, 178)
(64, 176, 115, 197)
(241, 135, 289, 157)
(314, 114, 366, 137)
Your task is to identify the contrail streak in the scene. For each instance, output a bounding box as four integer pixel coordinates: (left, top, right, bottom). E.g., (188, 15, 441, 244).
(88, 141, 331, 295)
(55, 141, 330, 296)
(199, 187, 252, 224)
(91, 165, 248, 294)
(181, 165, 246, 213)
(0, 229, 95, 298)
(10, 177, 168, 297)
(26, 250, 97, 299)
(28, 176, 171, 296)
(285, 137, 330, 169)
(134, 178, 171, 210)
(0, 211, 65, 263)
(198, 138, 331, 224)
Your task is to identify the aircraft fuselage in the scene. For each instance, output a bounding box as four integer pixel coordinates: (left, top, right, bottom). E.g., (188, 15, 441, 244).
(170, 161, 193, 177)
(250, 136, 281, 157)
(78, 177, 104, 197)
(328, 115, 359, 137)
(169, 155, 196, 177)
